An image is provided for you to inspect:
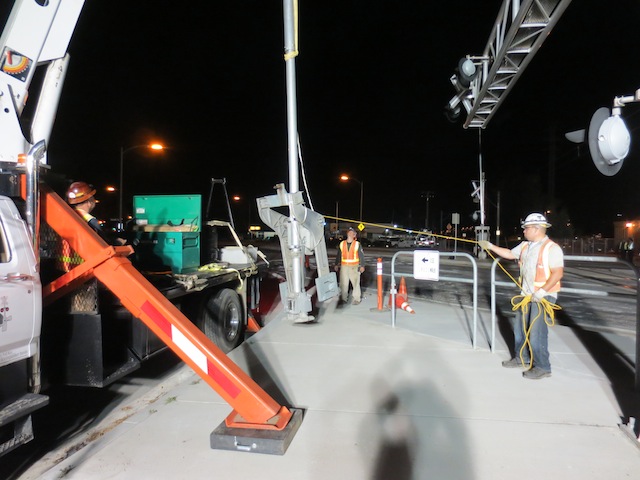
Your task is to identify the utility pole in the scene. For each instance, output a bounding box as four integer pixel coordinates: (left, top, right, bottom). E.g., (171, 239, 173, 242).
(476, 131, 489, 259)
(421, 191, 434, 231)
(496, 190, 501, 247)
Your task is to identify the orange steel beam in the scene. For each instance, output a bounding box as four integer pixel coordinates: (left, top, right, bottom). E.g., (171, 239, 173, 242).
(41, 186, 291, 429)
(43, 243, 134, 305)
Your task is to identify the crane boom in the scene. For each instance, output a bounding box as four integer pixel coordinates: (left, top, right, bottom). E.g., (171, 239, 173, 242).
(0, 0, 84, 162)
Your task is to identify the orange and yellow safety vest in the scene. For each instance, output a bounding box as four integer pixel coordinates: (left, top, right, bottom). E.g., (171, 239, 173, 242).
(339, 240, 361, 266)
(519, 239, 561, 293)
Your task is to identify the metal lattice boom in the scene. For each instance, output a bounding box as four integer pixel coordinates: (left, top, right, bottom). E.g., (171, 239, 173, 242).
(464, 0, 573, 129)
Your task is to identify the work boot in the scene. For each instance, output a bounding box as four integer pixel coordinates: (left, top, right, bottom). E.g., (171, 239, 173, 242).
(522, 367, 551, 380)
(501, 358, 527, 368)
(352, 300, 361, 305)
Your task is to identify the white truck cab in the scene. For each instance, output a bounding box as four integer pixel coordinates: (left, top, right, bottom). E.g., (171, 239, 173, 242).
(0, 196, 41, 370)
(0, 195, 46, 456)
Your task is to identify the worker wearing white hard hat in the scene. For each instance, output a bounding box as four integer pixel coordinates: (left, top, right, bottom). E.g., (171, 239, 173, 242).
(520, 212, 552, 228)
(478, 212, 564, 380)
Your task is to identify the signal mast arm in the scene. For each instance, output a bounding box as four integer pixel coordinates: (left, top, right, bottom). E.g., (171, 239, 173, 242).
(445, 0, 572, 129)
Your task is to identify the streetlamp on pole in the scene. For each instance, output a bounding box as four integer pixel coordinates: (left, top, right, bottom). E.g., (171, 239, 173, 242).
(232, 194, 254, 238)
(119, 143, 164, 230)
(339, 174, 363, 222)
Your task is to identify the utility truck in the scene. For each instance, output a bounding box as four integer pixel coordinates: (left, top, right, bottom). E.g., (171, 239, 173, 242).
(0, 0, 299, 458)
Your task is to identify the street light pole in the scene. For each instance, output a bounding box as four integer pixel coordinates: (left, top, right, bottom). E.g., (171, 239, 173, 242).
(358, 180, 363, 222)
(119, 143, 164, 230)
(339, 174, 363, 222)
(421, 191, 434, 231)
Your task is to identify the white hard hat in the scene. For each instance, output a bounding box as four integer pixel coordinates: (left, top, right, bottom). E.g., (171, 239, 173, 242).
(521, 213, 551, 228)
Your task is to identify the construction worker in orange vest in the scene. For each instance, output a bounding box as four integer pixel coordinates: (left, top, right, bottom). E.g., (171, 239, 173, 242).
(479, 212, 564, 380)
(334, 227, 365, 305)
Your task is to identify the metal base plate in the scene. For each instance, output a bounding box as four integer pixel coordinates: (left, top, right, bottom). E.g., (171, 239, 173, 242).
(210, 408, 304, 455)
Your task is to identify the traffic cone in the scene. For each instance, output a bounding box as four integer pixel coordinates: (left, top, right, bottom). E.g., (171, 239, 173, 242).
(395, 295, 415, 314)
(398, 277, 408, 301)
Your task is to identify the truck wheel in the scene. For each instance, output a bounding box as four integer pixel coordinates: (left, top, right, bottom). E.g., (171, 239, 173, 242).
(199, 289, 244, 353)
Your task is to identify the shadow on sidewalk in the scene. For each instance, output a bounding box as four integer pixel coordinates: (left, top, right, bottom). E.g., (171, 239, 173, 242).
(556, 308, 640, 436)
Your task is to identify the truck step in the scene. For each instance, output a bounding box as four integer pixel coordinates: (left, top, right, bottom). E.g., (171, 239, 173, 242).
(0, 393, 49, 456)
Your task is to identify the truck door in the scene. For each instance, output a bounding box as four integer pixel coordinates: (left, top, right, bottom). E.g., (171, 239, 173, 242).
(0, 197, 41, 368)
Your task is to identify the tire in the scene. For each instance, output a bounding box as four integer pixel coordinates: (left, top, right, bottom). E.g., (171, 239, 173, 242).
(199, 288, 245, 353)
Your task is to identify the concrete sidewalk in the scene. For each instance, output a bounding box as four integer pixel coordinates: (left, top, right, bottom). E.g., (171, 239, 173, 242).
(33, 293, 640, 479)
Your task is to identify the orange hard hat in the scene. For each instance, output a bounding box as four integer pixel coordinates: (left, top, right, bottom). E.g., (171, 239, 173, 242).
(66, 181, 96, 205)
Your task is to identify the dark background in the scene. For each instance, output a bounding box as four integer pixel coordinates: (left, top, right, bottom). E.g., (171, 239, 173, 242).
(3, 1, 640, 237)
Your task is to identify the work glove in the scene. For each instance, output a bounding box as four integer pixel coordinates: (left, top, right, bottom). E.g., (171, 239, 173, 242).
(478, 240, 493, 251)
(532, 288, 547, 302)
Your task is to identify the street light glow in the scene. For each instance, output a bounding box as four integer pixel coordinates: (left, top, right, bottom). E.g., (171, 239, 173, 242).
(119, 142, 165, 229)
(338, 174, 364, 221)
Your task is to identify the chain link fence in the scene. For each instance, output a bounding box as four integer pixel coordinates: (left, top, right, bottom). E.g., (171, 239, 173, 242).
(40, 222, 99, 314)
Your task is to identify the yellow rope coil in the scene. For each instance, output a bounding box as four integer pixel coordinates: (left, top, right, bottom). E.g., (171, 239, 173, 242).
(510, 295, 561, 369)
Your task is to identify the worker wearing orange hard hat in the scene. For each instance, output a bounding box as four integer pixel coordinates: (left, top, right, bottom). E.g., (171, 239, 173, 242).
(66, 181, 125, 246)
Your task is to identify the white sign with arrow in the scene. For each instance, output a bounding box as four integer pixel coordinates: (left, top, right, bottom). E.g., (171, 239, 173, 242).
(413, 250, 439, 281)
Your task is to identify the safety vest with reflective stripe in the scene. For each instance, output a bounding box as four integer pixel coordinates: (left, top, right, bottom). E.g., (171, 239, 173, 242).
(339, 240, 361, 266)
(55, 208, 96, 272)
(77, 209, 96, 224)
(519, 239, 561, 293)
(56, 239, 84, 272)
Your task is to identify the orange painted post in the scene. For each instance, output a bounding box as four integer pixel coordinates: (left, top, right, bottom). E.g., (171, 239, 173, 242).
(41, 186, 292, 430)
(370, 257, 389, 313)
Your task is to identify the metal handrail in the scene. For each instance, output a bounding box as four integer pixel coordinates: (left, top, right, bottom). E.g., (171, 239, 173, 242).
(390, 251, 479, 348)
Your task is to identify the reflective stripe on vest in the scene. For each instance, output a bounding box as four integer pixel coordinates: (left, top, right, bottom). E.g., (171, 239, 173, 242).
(56, 239, 84, 272)
(519, 239, 561, 293)
(79, 210, 96, 223)
(339, 240, 360, 265)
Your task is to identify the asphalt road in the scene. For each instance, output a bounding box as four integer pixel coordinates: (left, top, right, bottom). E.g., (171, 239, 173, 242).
(368, 249, 639, 336)
(259, 242, 638, 335)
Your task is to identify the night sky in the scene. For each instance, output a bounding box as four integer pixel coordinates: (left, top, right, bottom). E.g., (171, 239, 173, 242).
(3, 1, 640, 237)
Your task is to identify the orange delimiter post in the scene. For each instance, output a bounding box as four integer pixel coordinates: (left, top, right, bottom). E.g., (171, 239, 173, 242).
(41, 186, 291, 430)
